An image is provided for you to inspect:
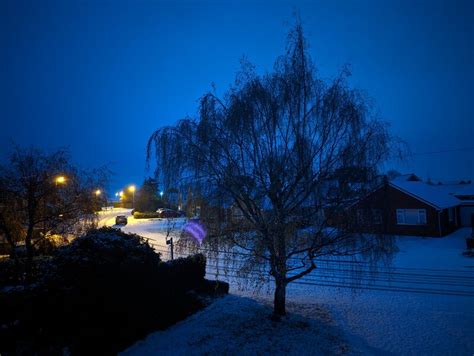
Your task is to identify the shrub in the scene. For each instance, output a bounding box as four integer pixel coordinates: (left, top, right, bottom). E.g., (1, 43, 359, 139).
(34, 234, 69, 255)
(166, 253, 206, 288)
(0, 228, 213, 355)
(133, 211, 161, 219)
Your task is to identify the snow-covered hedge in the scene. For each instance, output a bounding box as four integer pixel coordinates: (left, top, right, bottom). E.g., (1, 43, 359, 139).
(133, 211, 162, 219)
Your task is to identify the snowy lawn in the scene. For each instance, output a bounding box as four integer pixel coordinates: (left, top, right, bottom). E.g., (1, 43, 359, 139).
(218, 228, 474, 355)
(122, 294, 349, 355)
(114, 216, 473, 355)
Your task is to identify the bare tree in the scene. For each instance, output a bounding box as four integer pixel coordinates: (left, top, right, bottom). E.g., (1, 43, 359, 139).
(0, 147, 109, 266)
(147, 23, 399, 318)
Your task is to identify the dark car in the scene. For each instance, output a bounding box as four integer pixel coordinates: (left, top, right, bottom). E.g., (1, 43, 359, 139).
(159, 209, 179, 218)
(115, 215, 128, 225)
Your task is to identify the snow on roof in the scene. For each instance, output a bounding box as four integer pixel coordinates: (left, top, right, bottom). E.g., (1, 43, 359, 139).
(452, 183, 474, 197)
(390, 177, 461, 210)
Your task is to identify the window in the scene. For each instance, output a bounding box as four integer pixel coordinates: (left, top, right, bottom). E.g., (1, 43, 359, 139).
(396, 209, 405, 224)
(418, 209, 427, 224)
(396, 209, 427, 225)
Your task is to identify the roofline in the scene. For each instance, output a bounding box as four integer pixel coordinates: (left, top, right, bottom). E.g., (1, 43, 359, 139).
(345, 183, 386, 210)
(347, 181, 462, 211)
(388, 182, 458, 210)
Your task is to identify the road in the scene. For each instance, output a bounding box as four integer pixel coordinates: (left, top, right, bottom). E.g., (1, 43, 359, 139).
(97, 208, 133, 227)
(97, 208, 186, 258)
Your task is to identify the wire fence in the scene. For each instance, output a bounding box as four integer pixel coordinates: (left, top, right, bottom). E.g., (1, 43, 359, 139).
(148, 242, 474, 298)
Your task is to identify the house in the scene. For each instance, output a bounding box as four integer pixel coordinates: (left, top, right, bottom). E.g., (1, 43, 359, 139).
(452, 184, 474, 227)
(349, 174, 470, 237)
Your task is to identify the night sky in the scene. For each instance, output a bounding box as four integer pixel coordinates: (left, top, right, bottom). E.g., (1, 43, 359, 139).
(1, 0, 473, 194)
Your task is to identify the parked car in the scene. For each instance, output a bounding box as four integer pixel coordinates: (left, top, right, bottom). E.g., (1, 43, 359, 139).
(115, 215, 128, 225)
(158, 209, 179, 218)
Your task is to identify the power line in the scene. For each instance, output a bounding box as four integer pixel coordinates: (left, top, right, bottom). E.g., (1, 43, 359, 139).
(410, 147, 474, 156)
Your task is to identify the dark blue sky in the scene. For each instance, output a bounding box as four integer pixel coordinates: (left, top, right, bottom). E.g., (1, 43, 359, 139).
(1, 0, 473, 194)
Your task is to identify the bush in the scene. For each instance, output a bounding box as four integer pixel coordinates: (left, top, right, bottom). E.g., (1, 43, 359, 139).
(34, 234, 69, 255)
(161, 253, 207, 292)
(0, 228, 214, 355)
(133, 211, 161, 219)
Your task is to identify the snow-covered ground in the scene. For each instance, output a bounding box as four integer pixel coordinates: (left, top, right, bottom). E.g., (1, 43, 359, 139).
(101, 209, 474, 354)
(122, 295, 349, 355)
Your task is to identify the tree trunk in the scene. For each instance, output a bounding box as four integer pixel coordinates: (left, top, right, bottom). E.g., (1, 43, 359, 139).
(24, 224, 35, 280)
(273, 278, 287, 319)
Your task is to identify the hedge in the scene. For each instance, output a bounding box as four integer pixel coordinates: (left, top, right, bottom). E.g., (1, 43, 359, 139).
(0, 227, 213, 355)
(133, 211, 162, 219)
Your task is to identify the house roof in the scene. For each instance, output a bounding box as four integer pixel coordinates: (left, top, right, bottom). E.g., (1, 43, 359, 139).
(390, 177, 461, 210)
(452, 183, 474, 197)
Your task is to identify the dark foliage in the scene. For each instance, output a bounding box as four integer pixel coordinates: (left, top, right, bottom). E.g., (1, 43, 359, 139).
(134, 178, 163, 213)
(133, 211, 162, 219)
(0, 146, 109, 267)
(0, 228, 214, 355)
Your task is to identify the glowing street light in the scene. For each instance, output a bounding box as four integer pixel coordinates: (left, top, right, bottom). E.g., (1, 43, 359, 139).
(128, 185, 136, 209)
(160, 191, 164, 199)
(55, 176, 66, 185)
(95, 189, 101, 196)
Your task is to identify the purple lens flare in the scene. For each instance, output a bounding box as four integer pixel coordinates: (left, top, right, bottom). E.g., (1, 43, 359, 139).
(183, 220, 207, 244)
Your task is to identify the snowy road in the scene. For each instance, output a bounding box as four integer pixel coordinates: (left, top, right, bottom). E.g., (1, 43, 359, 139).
(97, 208, 186, 253)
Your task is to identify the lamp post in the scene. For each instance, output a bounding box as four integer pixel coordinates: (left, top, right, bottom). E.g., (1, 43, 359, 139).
(95, 189, 103, 210)
(128, 185, 136, 209)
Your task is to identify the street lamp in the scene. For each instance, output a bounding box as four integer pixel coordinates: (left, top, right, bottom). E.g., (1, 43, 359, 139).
(94, 189, 103, 211)
(128, 185, 136, 209)
(55, 175, 66, 185)
(160, 191, 164, 199)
